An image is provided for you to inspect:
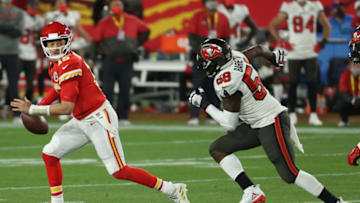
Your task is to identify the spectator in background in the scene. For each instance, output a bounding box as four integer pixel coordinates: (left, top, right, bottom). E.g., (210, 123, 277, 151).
(0, 0, 24, 123)
(45, 0, 92, 58)
(19, 0, 44, 103)
(187, 0, 230, 125)
(217, 0, 258, 50)
(93, 0, 150, 125)
(269, 0, 331, 126)
(352, 1, 360, 28)
(317, 2, 354, 87)
(333, 28, 360, 127)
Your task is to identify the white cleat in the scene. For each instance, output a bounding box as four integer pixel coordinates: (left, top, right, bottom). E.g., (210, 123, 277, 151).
(187, 118, 199, 126)
(337, 121, 349, 127)
(289, 112, 297, 125)
(337, 197, 348, 203)
(239, 184, 266, 203)
(309, 113, 322, 126)
(169, 183, 190, 203)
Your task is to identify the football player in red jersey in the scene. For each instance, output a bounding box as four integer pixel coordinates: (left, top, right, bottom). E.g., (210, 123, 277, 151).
(10, 22, 189, 203)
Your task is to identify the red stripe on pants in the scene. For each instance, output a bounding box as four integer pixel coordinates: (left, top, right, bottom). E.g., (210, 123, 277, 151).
(274, 116, 299, 176)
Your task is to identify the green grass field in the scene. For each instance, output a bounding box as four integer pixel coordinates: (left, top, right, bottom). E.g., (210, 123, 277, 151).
(0, 122, 359, 203)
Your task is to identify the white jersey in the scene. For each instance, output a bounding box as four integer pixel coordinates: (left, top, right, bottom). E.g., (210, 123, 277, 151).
(45, 10, 87, 50)
(19, 11, 44, 60)
(213, 50, 286, 128)
(217, 4, 249, 48)
(280, 1, 323, 59)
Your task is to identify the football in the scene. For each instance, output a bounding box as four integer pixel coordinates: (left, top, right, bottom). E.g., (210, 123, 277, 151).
(20, 113, 48, 134)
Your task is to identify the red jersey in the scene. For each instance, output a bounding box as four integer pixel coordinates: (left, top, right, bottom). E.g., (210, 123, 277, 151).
(338, 69, 360, 97)
(188, 10, 231, 38)
(40, 52, 106, 119)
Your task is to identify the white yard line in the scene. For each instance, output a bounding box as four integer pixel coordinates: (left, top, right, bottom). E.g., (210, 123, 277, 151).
(0, 172, 359, 192)
(0, 152, 349, 167)
(1, 122, 360, 134)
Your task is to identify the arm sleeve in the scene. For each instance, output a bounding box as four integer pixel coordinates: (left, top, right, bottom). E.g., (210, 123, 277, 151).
(205, 104, 239, 131)
(39, 87, 59, 105)
(315, 1, 324, 12)
(60, 79, 79, 103)
(279, 2, 288, 15)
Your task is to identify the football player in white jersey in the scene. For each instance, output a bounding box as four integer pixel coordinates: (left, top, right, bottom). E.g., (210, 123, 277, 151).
(19, 0, 44, 102)
(217, 0, 258, 49)
(189, 38, 347, 203)
(269, 0, 331, 126)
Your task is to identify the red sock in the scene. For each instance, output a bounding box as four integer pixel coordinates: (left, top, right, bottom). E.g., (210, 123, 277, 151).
(113, 166, 162, 190)
(42, 153, 63, 196)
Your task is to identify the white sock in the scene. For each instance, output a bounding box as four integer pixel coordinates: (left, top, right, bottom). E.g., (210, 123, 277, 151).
(51, 193, 64, 203)
(357, 142, 360, 148)
(295, 170, 324, 196)
(219, 154, 244, 180)
(160, 181, 176, 196)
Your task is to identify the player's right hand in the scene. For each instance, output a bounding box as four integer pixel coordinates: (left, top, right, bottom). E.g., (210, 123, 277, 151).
(279, 40, 293, 51)
(189, 88, 210, 109)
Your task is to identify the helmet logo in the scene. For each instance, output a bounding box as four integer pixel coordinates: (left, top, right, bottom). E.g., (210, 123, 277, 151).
(352, 31, 360, 44)
(201, 45, 223, 60)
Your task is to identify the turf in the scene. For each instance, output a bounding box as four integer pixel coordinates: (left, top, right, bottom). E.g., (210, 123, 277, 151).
(0, 123, 359, 203)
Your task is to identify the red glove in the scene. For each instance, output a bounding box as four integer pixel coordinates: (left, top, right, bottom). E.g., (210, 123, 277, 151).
(348, 144, 360, 166)
(279, 40, 293, 51)
(314, 38, 328, 53)
(314, 43, 324, 53)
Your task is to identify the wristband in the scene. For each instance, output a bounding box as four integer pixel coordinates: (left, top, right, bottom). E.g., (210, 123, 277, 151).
(29, 105, 50, 116)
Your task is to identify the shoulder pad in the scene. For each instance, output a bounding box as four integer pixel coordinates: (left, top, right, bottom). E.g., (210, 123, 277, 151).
(214, 65, 244, 98)
(57, 55, 82, 85)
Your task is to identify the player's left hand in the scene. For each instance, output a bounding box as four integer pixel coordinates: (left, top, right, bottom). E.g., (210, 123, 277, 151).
(314, 38, 328, 53)
(189, 88, 210, 109)
(271, 49, 287, 67)
(10, 97, 31, 113)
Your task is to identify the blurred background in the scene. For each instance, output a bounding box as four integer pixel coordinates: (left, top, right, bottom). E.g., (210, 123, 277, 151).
(1, 0, 360, 126)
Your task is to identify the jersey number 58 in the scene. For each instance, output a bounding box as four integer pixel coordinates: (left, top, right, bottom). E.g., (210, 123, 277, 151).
(242, 65, 267, 100)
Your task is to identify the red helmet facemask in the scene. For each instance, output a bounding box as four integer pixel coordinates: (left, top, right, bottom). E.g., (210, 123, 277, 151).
(40, 22, 72, 60)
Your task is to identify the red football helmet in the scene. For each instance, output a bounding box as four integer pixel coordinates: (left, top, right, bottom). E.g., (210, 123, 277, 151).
(349, 27, 360, 63)
(40, 21, 72, 60)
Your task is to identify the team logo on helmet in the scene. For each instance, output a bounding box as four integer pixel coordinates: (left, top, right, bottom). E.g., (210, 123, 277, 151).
(201, 45, 223, 60)
(351, 31, 360, 44)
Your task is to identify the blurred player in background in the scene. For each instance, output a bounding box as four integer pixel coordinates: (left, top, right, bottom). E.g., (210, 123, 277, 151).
(10, 22, 189, 203)
(19, 0, 44, 102)
(269, 0, 331, 126)
(45, 0, 92, 57)
(0, 0, 24, 123)
(189, 38, 347, 203)
(187, 0, 231, 125)
(217, 0, 258, 50)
